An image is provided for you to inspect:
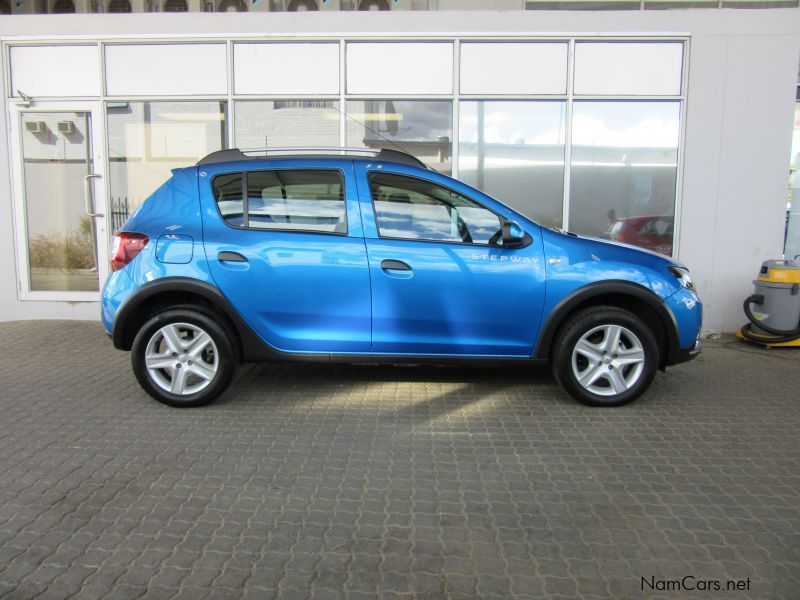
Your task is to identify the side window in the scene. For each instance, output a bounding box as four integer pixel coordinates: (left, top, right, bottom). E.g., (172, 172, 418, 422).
(368, 173, 502, 245)
(212, 169, 346, 234)
(247, 170, 345, 232)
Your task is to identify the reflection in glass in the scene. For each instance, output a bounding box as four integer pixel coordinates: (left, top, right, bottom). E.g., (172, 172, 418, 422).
(21, 111, 98, 292)
(346, 100, 453, 174)
(234, 100, 340, 149)
(246, 170, 345, 232)
(212, 170, 346, 233)
(644, 0, 717, 8)
(369, 172, 501, 244)
(213, 172, 244, 226)
(459, 101, 566, 228)
(525, 0, 640, 8)
(107, 101, 227, 226)
(720, 0, 798, 6)
(569, 101, 680, 256)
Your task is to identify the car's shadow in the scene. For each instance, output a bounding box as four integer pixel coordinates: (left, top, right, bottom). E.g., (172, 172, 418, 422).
(212, 360, 564, 417)
(206, 355, 691, 416)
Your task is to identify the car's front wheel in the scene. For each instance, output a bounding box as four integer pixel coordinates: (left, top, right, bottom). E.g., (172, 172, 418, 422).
(131, 308, 238, 407)
(552, 306, 659, 407)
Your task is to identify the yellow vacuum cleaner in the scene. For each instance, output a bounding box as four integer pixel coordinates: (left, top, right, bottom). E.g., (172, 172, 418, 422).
(738, 259, 800, 347)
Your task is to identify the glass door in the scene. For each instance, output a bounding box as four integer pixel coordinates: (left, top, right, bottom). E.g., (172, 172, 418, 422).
(10, 102, 108, 300)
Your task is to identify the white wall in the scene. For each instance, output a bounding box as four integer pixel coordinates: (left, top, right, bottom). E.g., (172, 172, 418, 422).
(680, 32, 799, 332)
(0, 9, 798, 332)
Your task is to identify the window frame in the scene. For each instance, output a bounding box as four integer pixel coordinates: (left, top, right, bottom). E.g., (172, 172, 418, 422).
(367, 170, 506, 248)
(211, 167, 349, 236)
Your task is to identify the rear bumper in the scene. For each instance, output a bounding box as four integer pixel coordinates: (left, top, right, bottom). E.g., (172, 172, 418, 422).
(101, 269, 138, 336)
(675, 338, 702, 364)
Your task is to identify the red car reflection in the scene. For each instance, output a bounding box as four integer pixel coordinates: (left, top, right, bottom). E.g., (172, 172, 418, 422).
(609, 216, 674, 256)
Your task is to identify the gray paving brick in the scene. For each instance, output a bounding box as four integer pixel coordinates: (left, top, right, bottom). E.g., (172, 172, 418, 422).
(0, 322, 798, 599)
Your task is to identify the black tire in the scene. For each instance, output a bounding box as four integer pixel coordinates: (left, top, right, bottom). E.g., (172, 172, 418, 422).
(131, 307, 239, 407)
(551, 306, 659, 407)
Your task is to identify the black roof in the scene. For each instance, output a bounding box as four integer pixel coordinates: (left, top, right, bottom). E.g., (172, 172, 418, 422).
(196, 147, 428, 169)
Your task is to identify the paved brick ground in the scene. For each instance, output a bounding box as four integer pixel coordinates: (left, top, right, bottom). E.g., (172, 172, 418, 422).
(0, 320, 798, 600)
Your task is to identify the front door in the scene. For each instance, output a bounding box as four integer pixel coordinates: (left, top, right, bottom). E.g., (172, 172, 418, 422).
(357, 167, 547, 356)
(9, 102, 108, 300)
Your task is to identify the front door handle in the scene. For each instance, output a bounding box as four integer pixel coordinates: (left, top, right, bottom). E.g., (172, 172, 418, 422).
(84, 174, 103, 218)
(381, 259, 412, 271)
(218, 251, 248, 263)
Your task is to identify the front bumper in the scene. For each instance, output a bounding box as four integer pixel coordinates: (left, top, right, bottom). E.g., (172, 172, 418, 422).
(675, 338, 702, 364)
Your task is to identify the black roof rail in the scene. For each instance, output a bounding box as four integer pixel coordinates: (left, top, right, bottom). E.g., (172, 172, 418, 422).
(196, 147, 428, 169)
(196, 149, 250, 165)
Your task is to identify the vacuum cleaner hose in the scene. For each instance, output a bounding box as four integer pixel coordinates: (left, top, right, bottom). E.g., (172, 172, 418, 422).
(742, 294, 800, 343)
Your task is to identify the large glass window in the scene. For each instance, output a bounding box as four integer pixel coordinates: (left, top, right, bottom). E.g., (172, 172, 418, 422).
(346, 43, 454, 95)
(459, 101, 566, 229)
(573, 43, 683, 96)
(525, 0, 641, 8)
(569, 101, 680, 256)
(213, 170, 346, 233)
(107, 101, 227, 228)
(346, 100, 453, 174)
(234, 100, 340, 149)
(97, 44, 686, 256)
(20, 111, 99, 292)
(720, 0, 798, 6)
(369, 172, 501, 245)
(644, 0, 717, 8)
(460, 43, 568, 95)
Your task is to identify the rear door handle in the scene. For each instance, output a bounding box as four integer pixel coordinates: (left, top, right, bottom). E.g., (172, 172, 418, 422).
(381, 259, 412, 271)
(218, 251, 248, 263)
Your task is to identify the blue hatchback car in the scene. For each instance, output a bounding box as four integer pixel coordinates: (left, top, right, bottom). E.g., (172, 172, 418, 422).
(102, 147, 702, 408)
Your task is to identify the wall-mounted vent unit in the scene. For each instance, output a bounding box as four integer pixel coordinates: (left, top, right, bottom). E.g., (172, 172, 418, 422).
(57, 120, 75, 134)
(25, 120, 46, 134)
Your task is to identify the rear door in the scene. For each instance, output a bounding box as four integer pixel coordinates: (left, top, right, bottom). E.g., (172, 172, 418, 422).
(200, 159, 371, 353)
(356, 165, 547, 356)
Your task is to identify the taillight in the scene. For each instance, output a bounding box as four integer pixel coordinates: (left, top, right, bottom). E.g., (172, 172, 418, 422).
(111, 232, 149, 272)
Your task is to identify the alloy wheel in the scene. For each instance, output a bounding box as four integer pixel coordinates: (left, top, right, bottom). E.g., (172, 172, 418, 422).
(570, 324, 646, 397)
(144, 322, 219, 395)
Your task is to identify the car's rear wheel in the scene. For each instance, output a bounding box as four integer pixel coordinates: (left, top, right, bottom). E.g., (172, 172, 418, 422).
(552, 306, 658, 407)
(131, 308, 238, 407)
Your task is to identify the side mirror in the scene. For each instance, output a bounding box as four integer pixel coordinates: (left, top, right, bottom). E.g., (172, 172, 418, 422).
(502, 220, 527, 248)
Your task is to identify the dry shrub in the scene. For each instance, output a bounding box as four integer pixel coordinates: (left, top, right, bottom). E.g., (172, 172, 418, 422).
(28, 217, 96, 270)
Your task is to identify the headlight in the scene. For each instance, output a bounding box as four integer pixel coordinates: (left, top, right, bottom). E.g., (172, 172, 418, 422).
(668, 266, 695, 291)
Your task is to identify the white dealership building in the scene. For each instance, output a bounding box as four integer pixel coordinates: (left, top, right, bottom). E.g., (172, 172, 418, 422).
(0, 2, 799, 333)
